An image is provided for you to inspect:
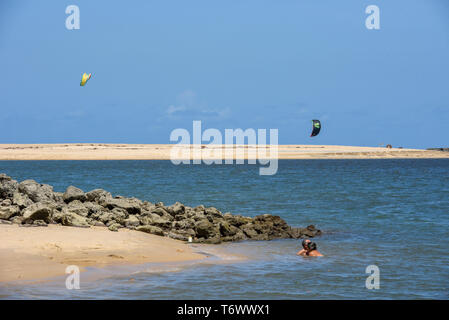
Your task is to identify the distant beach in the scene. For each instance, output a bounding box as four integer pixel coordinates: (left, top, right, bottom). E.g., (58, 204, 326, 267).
(0, 144, 448, 160)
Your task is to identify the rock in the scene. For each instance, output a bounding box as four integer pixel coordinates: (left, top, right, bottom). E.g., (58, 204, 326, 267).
(305, 225, 322, 237)
(98, 208, 127, 225)
(0, 173, 12, 181)
(136, 225, 164, 236)
(192, 211, 207, 221)
(219, 221, 238, 237)
(18, 180, 54, 203)
(202, 235, 222, 244)
(53, 192, 64, 203)
(9, 216, 24, 224)
(124, 215, 140, 227)
(85, 189, 111, 202)
(288, 227, 304, 239)
(170, 202, 185, 215)
(151, 207, 169, 216)
(194, 219, 218, 238)
(54, 208, 89, 227)
(67, 200, 89, 217)
(172, 218, 195, 230)
(108, 223, 121, 232)
(221, 229, 246, 242)
(83, 202, 104, 215)
(0, 205, 20, 220)
(224, 213, 252, 227)
(33, 219, 48, 226)
(148, 213, 171, 228)
(22, 202, 53, 222)
(138, 215, 152, 226)
(166, 231, 188, 241)
(0, 219, 13, 225)
(12, 192, 33, 208)
(1, 173, 323, 242)
(1, 199, 12, 206)
(63, 186, 86, 203)
(205, 207, 222, 218)
(103, 198, 141, 214)
(111, 207, 128, 221)
(241, 223, 259, 239)
(0, 176, 18, 199)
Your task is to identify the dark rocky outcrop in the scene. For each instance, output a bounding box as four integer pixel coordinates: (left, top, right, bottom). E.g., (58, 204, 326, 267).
(427, 148, 449, 152)
(0, 173, 322, 243)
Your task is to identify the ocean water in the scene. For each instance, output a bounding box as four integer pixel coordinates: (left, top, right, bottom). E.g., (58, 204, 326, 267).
(1, 159, 448, 299)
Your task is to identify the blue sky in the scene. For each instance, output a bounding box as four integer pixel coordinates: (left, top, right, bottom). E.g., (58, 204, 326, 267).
(1, 0, 448, 148)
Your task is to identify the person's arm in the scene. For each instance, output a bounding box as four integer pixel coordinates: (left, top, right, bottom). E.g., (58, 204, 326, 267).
(296, 249, 306, 256)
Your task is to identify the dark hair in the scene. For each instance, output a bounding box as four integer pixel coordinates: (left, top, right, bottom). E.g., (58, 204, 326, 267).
(307, 242, 317, 251)
(302, 239, 310, 249)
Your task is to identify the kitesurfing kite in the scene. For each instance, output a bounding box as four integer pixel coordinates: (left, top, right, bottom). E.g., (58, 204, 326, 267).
(310, 119, 321, 137)
(80, 73, 92, 86)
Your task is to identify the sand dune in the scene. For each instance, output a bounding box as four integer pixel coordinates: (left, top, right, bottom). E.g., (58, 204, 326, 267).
(0, 144, 448, 160)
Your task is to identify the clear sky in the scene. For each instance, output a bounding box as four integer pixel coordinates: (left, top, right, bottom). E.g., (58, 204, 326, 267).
(1, 0, 448, 148)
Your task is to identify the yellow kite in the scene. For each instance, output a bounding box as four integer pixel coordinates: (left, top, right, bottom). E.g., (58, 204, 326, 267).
(80, 73, 92, 86)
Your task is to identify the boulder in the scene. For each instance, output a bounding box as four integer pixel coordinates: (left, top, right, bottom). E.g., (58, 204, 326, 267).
(98, 209, 126, 225)
(22, 202, 53, 222)
(170, 202, 185, 215)
(219, 221, 237, 237)
(151, 207, 169, 216)
(18, 180, 54, 203)
(224, 213, 252, 227)
(103, 198, 141, 214)
(85, 189, 112, 202)
(83, 202, 104, 215)
(0, 173, 12, 182)
(0, 205, 20, 220)
(205, 207, 222, 218)
(108, 223, 122, 232)
(124, 215, 140, 227)
(148, 213, 171, 228)
(141, 201, 155, 212)
(241, 223, 259, 239)
(54, 208, 89, 227)
(136, 225, 164, 236)
(303, 225, 322, 237)
(33, 220, 48, 227)
(9, 216, 24, 224)
(194, 219, 218, 238)
(12, 192, 33, 208)
(63, 186, 86, 203)
(67, 200, 89, 217)
(172, 218, 195, 230)
(0, 176, 18, 199)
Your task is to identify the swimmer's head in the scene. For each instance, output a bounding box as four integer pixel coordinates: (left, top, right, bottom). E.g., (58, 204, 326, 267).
(302, 239, 311, 249)
(307, 242, 317, 251)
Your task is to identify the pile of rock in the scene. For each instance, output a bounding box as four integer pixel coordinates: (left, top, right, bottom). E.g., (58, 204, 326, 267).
(0, 173, 321, 244)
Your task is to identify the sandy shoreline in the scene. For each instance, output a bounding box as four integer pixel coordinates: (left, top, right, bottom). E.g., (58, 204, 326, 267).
(0, 144, 448, 160)
(0, 224, 206, 283)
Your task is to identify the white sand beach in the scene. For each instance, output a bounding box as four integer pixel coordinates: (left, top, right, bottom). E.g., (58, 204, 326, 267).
(0, 144, 448, 160)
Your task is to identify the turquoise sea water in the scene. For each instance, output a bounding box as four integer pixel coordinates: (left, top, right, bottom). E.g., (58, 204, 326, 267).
(1, 159, 448, 299)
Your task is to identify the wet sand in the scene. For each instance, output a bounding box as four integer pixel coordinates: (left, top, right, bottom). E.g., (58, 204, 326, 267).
(0, 144, 448, 160)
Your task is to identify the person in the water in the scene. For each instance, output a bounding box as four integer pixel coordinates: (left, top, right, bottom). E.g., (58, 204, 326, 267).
(296, 239, 323, 257)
